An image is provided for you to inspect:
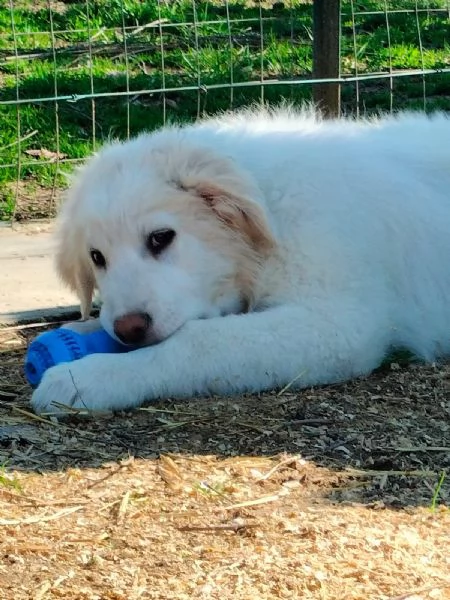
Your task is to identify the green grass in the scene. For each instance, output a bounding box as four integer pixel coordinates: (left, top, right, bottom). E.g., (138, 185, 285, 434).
(0, 0, 449, 219)
(0, 462, 22, 492)
(430, 471, 447, 512)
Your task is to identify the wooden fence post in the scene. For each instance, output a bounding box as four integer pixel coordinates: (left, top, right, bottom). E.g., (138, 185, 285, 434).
(313, 0, 341, 118)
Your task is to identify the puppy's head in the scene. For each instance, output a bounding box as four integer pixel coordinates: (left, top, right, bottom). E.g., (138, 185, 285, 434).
(56, 132, 274, 346)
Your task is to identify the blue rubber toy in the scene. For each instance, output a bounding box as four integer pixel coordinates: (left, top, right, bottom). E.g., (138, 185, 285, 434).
(25, 327, 128, 388)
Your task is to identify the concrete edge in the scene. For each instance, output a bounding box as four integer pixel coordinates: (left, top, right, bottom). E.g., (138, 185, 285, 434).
(0, 306, 82, 327)
(0, 220, 79, 326)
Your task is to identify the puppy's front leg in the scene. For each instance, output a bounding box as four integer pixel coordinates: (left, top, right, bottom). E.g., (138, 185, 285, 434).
(30, 304, 387, 415)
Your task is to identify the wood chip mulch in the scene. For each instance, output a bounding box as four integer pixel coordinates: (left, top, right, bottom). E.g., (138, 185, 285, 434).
(0, 323, 449, 600)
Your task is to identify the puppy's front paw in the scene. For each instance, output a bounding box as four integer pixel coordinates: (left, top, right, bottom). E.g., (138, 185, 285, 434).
(30, 359, 116, 416)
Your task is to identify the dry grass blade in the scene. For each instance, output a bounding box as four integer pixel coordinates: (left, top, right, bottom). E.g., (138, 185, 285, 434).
(255, 453, 302, 482)
(0, 505, 83, 526)
(138, 406, 208, 417)
(221, 492, 287, 511)
(178, 518, 258, 533)
(86, 466, 123, 489)
(116, 490, 131, 525)
(276, 369, 307, 396)
(231, 420, 275, 433)
(11, 405, 63, 426)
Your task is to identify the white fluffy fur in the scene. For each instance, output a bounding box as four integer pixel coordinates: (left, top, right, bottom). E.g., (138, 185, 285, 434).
(31, 107, 450, 415)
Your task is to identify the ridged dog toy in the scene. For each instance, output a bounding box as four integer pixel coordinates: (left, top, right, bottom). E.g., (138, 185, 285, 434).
(25, 328, 128, 387)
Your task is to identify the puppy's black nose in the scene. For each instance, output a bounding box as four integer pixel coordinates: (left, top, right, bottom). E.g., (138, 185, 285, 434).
(113, 312, 151, 345)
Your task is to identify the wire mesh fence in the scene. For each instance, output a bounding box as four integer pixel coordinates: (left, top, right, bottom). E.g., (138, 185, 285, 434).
(0, 0, 449, 222)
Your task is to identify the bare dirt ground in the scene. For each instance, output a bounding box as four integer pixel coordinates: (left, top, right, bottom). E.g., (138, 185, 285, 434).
(5, 182, 63, 222)
(0, 323, 449, 600)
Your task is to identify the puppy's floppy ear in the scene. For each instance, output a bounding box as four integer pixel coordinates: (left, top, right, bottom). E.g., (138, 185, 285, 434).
(193, 182, 274, 254)
(54, 196, 95, 320)
(174, 148, 275, 254)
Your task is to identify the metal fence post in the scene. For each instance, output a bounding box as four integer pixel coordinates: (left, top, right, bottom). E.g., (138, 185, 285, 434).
(313, 0, 341, 118)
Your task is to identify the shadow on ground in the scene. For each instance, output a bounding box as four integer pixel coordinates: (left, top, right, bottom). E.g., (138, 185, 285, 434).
(1, 322, 449, 510)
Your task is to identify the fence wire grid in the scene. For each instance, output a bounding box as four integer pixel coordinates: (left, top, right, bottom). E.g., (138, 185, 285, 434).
(0, 0, 449, 221)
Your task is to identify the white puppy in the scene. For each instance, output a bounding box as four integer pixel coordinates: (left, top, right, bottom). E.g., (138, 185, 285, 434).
(31, 107, 450, 415)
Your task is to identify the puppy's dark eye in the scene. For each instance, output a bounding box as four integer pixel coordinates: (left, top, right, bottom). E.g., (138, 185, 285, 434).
(90, 249, 106, 268)
(146, 229, 176, 257)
